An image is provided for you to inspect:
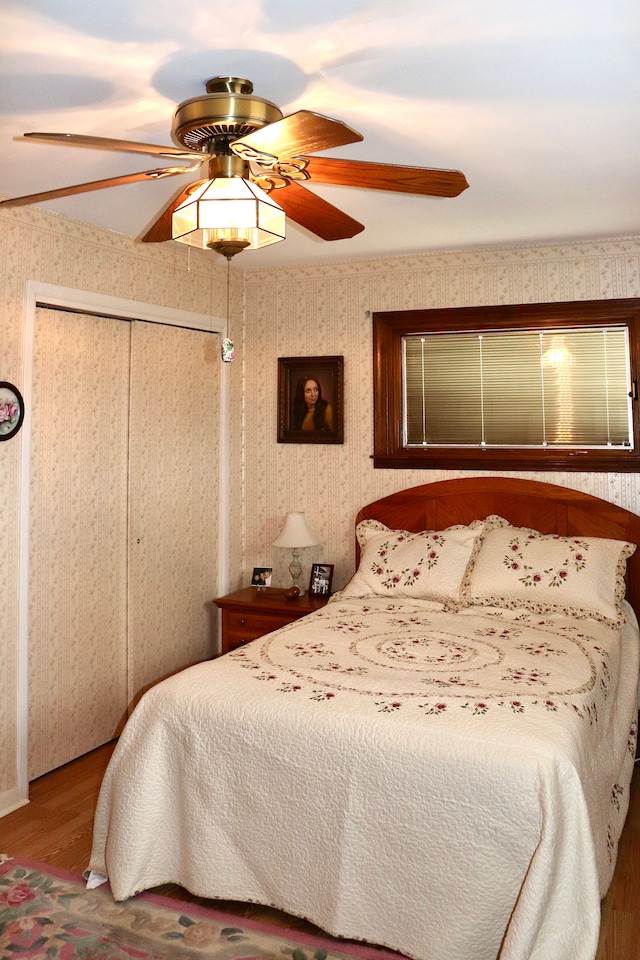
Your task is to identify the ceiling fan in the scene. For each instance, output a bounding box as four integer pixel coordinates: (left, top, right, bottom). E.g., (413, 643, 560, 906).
(0, 76, 469, 256)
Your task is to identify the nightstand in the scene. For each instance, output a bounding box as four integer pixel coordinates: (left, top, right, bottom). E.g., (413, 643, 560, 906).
(214, 587, 330, 654)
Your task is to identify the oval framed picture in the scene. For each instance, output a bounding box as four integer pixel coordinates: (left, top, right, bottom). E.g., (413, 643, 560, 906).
(0, 381, 25, 441)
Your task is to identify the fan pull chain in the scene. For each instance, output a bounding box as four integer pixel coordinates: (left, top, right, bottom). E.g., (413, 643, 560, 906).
(221, 256, 234, 362)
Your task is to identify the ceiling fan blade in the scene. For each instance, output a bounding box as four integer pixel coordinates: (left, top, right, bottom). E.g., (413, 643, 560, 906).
(141, 183, 202, 242)
(23, 132, 206, 163)
(231, 110, 363, 163)
(0, 166, 192, 208)
(304, 157, 469, 198)
(274, 181, 364, 241)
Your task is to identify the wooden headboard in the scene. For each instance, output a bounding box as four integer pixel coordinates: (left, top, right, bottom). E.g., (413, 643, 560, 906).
(355, 477, 640, 616)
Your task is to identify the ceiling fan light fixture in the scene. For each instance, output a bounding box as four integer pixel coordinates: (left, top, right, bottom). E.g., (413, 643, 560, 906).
(171, 176, 285, 251)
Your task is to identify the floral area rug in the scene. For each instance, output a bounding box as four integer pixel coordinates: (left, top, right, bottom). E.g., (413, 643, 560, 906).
(0, 857, 404, 960)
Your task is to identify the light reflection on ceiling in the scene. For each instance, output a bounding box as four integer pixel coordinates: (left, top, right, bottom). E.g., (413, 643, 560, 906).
(1, 0, 639, 270)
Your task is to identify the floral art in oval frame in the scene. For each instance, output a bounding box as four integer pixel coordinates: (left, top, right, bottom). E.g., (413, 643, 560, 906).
(0, 382, 25, 441)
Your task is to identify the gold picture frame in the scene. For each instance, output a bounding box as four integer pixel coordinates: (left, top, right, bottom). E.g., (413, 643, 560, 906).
(277, 356, 344, 444)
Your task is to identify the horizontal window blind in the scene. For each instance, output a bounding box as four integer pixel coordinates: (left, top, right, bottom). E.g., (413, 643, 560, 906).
(404, 327, 632, 448)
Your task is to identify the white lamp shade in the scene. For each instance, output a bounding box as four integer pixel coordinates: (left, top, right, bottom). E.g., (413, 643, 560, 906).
(172, 177, 286, 250)
(271, 512, 320, 548)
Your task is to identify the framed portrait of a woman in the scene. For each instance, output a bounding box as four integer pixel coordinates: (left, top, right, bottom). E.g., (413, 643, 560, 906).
(277, 356, 344, 444)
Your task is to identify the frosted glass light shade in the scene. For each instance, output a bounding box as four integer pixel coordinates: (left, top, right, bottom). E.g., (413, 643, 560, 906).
(172, 177, 285, 250)
(271, 512, 320, 549)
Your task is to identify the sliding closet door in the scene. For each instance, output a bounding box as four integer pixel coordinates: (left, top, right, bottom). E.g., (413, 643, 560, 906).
(29, 308, 130, 779)
(29, 312, 220, 780)
(127, 321, 219, 704)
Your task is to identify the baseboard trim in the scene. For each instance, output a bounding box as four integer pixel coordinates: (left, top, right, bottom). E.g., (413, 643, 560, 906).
(0, 787, 29, 819)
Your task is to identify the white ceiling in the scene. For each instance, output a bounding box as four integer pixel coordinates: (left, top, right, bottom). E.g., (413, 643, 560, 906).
(1, 0, 639, 271)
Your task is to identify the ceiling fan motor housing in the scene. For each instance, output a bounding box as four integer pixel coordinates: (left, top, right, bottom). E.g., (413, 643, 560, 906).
(171, 76, 283, 153)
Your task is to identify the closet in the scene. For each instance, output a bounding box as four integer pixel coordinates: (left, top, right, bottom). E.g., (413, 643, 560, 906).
(28, 307, 220, 779)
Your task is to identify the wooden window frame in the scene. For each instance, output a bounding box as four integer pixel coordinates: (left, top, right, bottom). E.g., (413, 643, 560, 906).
(373, 298, 640, 472)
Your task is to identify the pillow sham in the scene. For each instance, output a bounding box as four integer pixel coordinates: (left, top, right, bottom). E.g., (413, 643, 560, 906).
(462, 520, 636, 626)
(339, 518, 489, 607)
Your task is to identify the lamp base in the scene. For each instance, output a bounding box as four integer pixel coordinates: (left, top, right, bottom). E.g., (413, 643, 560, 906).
(289, 549, 305, 595)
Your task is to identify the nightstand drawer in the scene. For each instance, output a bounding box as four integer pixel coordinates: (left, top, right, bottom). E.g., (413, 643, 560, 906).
(215, 587, 330, 655)
(224, 611, 273, 647)
(224, 609, 302, 650)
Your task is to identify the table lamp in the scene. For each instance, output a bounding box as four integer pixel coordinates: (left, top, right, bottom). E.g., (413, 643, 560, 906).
(271, 512, 321, 594)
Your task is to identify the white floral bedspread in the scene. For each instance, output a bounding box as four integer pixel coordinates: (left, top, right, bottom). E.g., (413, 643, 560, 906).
(89, 597, 639, 960)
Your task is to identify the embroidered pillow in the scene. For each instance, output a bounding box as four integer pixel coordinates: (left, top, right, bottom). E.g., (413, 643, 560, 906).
(339, 518, 489, 607)
(462, 522, 636, 626)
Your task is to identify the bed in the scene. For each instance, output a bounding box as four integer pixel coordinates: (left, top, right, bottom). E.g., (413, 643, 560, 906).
(88, 477, 640, 960)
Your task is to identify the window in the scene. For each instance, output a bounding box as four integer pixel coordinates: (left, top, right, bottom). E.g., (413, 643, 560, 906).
(404, 328, 631, 448)
(373, 299, 640, 471)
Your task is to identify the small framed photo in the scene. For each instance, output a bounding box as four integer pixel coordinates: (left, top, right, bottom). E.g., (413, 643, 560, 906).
(277, 356, 344, 444)
(0, 381, 25, 441)
(309, 563, 334, 597)
(251, 567, 272, 589)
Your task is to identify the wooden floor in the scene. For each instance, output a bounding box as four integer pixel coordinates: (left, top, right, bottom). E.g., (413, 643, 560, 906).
(1, 741, 639, 958)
